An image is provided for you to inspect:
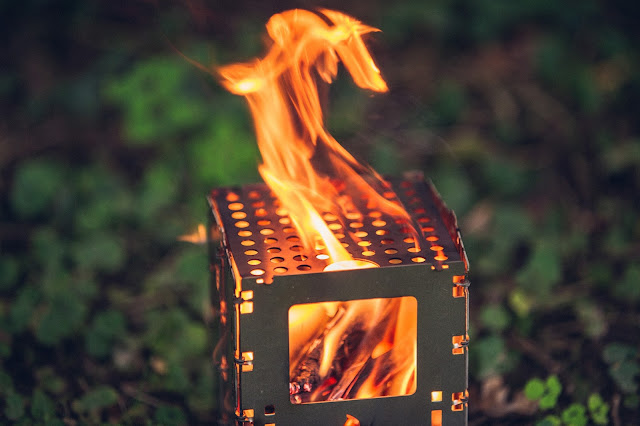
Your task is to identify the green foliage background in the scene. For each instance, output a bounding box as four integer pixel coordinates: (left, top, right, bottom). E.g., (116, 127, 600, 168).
(1, 0, 638, 424)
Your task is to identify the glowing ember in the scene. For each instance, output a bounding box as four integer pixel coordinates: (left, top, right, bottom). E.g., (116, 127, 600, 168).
(218, 8, 417, 265)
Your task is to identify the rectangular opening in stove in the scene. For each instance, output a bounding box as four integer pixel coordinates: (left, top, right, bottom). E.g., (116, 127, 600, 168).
(288, 296, 417, 404)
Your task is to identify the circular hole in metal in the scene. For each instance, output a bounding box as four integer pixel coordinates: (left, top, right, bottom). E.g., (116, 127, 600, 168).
(404, 237, 416, 243)
(290, 245, 303, 252)
(257, 219, 271, 226)
(335, 233, 345, 239)
(293, 254, 308, 261)
(238, 230, 252, 237)
(362, 250, 375, 256)
(245, 249, 258, 255)
(226, 192, 240, 202)
(426, 236, 439, 242)
(409, 197, 421, 205)
(264, 237, 278, 244)
(372, 220, 387, 227)
(418, 217, 431, 223)
(283, 227, 296, 233)
(341, 242, 349, 248)
(388, 258, 402, 264)
(250, 269, 265, 276)
(400, 181, 411, 188)
(368, 211, 382, 218)
(407, 247, 421, 253)
(399, 226, 412, 234)
(252, 201, 265, 208)
(323, 213, 338, 221)
(349, 222, 364, 229)
(405, 189, 417, 197)
(248, 190, 261, 199)
(385, 248, 398, 254)
(287, 236, 300, 242)
(328, 223, 342, 230)
(248, 259, 261, 265)
(376, 229, 389, 236)
(345, 212, 361, 220)
(271, 257, 284, 263)
(357, 241, 371, 247)
(297, 265, 311, 271)
(316, 254, 330, 260)
(381, 238, 394, 245)
(241, 240, 255, 246)
(231, 211, 247, 219)
(274, 267, 288, 273)
(435, 254, 448, 261)
(267, 247, 281, 254)
(354, 231, 368, 238)
(411, 256, 426, 263)
(228, 202, 244, 211)
(279, 217, 291, 225)
(276, 208, 288, 216)
(422, 226, 435, 232)
(414, 207, 426, 214)
(430, 245, 444, 251)
(255, 208, 268, 217)
(383, 191, 395, 199)
(260, 228, 275, 235)
(235, 221, 250, 228)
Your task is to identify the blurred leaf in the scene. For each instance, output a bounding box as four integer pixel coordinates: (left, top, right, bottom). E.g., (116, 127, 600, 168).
(0, 370, 14, 394)
(561, 403, 588, 426)
(10, 286, 40, 333)
(154, 405, 188, 426)
(86, 310, 127, 358)
(0, 256, 19, 291)
(612, 264, 640, 303)
(188, 118, 259, 187)
(73, 385, 119, 413)
(5, 391, 25, 420)
(575, 300, 607, 339)
(471, 335, 516, 378)
(432, 80, 467, 126)
(10, 159, 65, 219)
(588, 393, 609, 425)
(31, 389, 56, 422)
(481, 157, 531, 198)
(480, 305, 510, 333)
(35, 293, 86, 345)
(72, 233, 126, 273)
(524, 377, 545, 400)
(536, 415, 561, 426)
(540, 376, 562, 410)
(516, 240, 562, 297)
(603, 342, 636, 364)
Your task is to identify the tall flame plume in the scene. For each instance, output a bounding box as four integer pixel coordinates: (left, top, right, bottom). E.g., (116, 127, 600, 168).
(218, 8, 415, 266)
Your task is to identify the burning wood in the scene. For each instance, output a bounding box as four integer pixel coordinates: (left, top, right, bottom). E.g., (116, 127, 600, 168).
(288, 297, 416, 403)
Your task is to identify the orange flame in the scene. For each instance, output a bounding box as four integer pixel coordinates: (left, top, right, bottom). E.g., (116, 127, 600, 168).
(218, 8, 414, 264)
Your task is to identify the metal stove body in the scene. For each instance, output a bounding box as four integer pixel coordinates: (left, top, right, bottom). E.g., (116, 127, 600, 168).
(208, 174, 469, 426)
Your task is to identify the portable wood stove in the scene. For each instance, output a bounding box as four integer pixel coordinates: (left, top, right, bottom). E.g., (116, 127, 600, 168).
(208, 172, 469, 426)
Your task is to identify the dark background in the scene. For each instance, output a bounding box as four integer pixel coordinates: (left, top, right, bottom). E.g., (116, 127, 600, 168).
(1, 0, 639, 424)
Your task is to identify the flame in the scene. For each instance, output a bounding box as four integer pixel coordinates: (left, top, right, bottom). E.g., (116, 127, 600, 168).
(219, 8, 419, 404)
(218, 8, 415, 264)
(178, 223, 208, 244)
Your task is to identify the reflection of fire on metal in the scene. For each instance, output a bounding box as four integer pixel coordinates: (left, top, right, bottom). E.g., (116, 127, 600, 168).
(207, 8, 469, 426)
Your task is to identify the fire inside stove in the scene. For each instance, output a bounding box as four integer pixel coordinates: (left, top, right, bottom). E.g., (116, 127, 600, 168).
(288, 296, 418, 404)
